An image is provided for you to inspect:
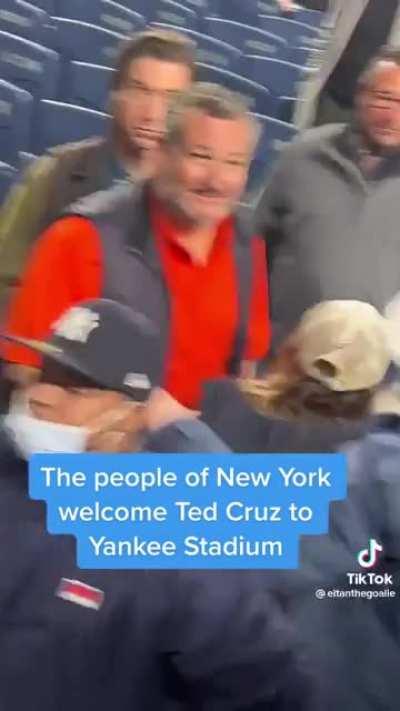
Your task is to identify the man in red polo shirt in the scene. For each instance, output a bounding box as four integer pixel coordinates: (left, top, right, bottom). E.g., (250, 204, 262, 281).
(3, 83, 270, 409)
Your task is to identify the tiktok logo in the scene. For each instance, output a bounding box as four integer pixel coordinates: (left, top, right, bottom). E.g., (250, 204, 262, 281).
(357, 539, 383, 569)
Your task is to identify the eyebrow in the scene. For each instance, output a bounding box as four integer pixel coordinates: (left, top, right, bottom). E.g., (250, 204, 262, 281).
(190, 145, 247, 157)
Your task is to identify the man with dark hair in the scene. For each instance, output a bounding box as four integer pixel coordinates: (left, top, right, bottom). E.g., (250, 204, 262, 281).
(296, 0, 400, 128)
(3, 83, 269, 406)
(0, 28, 195, 308)
(257, 47, 400, 347)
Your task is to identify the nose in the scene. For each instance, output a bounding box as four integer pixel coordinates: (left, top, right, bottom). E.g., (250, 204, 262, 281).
(143, 92, 167, 127)
(206, 159, 227, 192)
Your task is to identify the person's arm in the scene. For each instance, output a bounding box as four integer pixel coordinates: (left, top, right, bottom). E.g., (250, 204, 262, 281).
(3, 216, 102, 382)
(0, 155, 57, 309)
(169, 571, 312, 710)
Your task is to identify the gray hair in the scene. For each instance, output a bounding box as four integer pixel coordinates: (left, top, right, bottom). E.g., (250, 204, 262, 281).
(357, 45, 400, 90)
(165, 81, 261, 148)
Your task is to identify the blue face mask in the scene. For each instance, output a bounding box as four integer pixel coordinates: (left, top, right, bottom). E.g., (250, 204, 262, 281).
(3, 400, 89, 459)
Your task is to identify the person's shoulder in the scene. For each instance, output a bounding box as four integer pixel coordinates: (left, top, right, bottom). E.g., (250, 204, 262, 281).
(344, 414, 400, 482)
(278, 123, 347, 161)
(48, 136, 106, 164)
(145, 418, 231, 453)
(66, 181, 140, 222)
(33, 214, 100, 257)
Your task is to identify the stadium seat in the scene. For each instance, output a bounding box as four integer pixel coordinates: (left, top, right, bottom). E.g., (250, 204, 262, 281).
(99, 1, 145, 35)
(289, 46, 322, 66)
(0, 79, 33, 165)
(0, 31, 59, 100)
(196, 63, 275, 116)
(0, 0, 49, 45)
(180, 0, 209, 12)
(258, 15, 322, 48)
(52, 0, 102, 23)
(18, 150, 36, 169)
(152, 23, 241, 71)
(152, 0, 198, 29)
(241, 56, 310, 98)
(277, 95, 306, 123)
(210, 0, 258, 24)
(256, 1, 280, 14)
(292, 8, 324, 28)
(31, 99, 109, 154)
(63, 61, 114, 112)
(204, 18, 287, 57)
(48, 18, 126, 67)
(114, 0, 157, 20)
(33, 0, 55, 12)
(0, 161, 17, 204)
(246, 113, 297, 200)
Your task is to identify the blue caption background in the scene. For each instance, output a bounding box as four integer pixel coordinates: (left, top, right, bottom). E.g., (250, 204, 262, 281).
(29, 453, 347, 569)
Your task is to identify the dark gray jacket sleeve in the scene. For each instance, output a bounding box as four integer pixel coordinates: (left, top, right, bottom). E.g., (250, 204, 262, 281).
(145, 419, 231, 453)
(168, 570, 313, 710)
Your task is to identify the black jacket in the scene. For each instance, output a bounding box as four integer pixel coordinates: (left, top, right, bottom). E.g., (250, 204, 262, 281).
(0, 429, 311, 711)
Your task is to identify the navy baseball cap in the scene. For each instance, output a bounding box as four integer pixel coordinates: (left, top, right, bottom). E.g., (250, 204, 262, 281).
(1, 300, 163, 402)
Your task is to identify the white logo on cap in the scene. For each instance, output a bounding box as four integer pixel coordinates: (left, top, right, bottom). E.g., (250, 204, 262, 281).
(52, 308, 100, 343)
(123, 373, 151, 390)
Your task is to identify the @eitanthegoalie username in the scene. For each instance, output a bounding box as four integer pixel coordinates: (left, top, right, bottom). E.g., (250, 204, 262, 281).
(315, 573, 397, 600)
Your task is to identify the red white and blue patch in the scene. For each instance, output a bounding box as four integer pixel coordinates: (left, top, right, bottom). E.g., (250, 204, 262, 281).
(56, 578, 104, 610)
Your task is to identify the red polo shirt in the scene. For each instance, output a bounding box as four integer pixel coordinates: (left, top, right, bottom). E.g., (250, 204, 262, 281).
(4, 198, 270, 407)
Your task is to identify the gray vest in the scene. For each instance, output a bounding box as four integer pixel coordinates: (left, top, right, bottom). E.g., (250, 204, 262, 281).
(66, 182, 256, 377)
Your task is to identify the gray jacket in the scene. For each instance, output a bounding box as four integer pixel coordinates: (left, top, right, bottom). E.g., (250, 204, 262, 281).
(256, 123, 400, 338)
(295, 0, 400, 128)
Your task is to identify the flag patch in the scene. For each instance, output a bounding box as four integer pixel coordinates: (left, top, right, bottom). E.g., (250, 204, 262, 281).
(56, 578, 104, 610)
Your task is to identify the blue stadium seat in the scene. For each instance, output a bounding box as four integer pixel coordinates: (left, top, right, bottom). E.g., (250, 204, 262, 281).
(292, 8, 324, 28)
(114, 0, 157, 20)
(180, 0, 209, 13)
(259, 15, 321, 48)
(0, 79, 33, 165)
(277, 94, 306, 123)
(247, 113, 297, 200)
(0, 0, 49, 45)
(0, 161, 17, 204)
(204, 18, 287, 57)
(52, 0, 102, 23)
(289, 46, 322, 66)
(99, 1, 145, 35)
(152, 23, 241, 71)
(18, 150, 36, 169)
(48, 18, 126, 67)
(63, 61, 114, 112)
(196, 63, 275, 116)
(241, 56, 309, 98)
(210, 0, 258, 24)
(31, 99, 110, 153)
(152, 0, 198, 29)
(33, 0, 55, 12)
(0, 31, 59, 100)
(256, 1, 280, 14)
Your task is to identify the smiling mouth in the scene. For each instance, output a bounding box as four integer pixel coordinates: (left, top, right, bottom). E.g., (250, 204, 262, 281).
(193, 191, 225, 202)
(135, 128, 163, 138)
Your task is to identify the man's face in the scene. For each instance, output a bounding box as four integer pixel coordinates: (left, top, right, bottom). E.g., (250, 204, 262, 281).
(20, 380, 144, 452)
(159, 110, 255, 226)
(25, 382, 126, 427)
(113, 56, 192, 153)
(356, 62, 400, 152)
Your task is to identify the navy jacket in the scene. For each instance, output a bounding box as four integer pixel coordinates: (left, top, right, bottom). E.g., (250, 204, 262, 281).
(276, 414, 400, 711)
(0, 429, 311, 711)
